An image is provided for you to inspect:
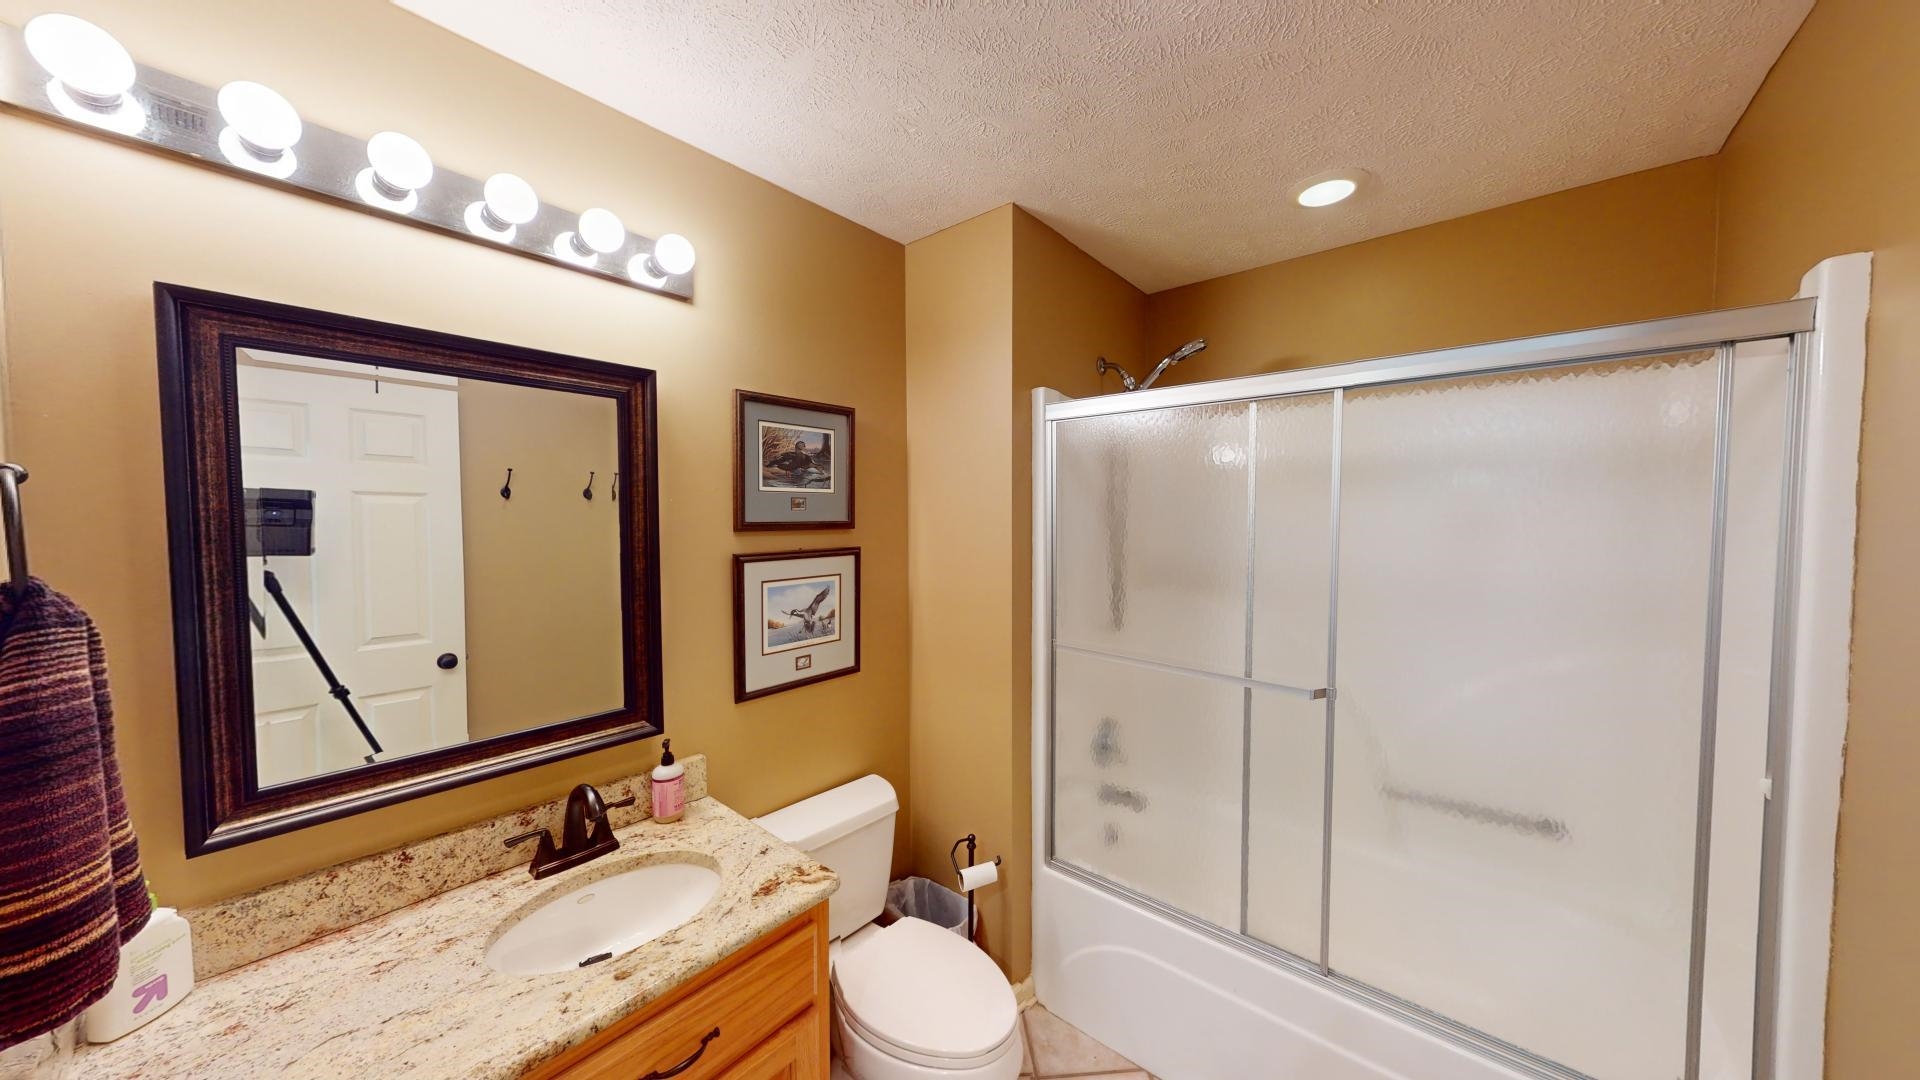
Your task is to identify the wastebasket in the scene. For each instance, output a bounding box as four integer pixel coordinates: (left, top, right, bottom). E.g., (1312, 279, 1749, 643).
(885, 876, 974, 938)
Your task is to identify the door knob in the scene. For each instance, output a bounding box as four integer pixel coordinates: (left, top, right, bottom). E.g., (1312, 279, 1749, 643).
(437, 652, 459, 670)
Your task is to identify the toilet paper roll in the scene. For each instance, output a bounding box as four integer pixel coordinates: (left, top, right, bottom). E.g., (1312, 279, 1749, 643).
(957, 861, 999, 893)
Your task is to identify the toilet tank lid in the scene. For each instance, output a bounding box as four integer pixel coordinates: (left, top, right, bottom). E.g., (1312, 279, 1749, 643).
(756, 774, 898, 851)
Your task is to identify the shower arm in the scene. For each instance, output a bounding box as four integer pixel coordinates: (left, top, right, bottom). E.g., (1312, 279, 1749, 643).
(1094, 357, 1138, 392)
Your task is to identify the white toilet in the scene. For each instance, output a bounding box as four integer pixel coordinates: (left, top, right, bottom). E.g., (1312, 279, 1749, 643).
(757, 776, 1023, 1080)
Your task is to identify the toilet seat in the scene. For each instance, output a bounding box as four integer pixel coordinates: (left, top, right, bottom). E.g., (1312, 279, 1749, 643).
(831, 917, 1018, 1070)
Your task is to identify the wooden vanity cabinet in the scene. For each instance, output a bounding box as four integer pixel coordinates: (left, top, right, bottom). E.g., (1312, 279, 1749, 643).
(526, 904, 829, 1080)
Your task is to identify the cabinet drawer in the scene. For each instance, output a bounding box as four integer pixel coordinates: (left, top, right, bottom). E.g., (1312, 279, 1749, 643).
(716, 1008, 823, 1080)
(540, 914, 821, 1080)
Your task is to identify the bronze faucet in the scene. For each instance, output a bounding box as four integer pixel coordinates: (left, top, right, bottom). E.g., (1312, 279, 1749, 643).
(505, 783, 636, 879)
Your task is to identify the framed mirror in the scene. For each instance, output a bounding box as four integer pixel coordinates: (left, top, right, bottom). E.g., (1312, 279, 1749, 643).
(156, 284, 663, 855)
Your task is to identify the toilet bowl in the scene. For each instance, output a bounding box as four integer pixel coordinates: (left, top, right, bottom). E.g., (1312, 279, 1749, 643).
(831, 919, 1022, 1079)
(756, 776, 1023, 1080)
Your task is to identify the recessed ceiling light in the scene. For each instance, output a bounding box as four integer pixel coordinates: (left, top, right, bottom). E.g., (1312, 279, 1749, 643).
(1297, 176, 1358, 208)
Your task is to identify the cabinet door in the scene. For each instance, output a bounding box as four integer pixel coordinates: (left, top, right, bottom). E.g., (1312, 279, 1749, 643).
(717, 1009, 823, 1080)
(533, 908, 827, 1080)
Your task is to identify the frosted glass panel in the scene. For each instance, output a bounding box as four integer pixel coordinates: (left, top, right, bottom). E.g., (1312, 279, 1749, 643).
(1251, 394, 1334, 689)
(1052, 648, 1243, 929)
(1244, 688, 1327, 958)
(1054, 404, 1250, 676)
(1328, 353, 1719, 1079)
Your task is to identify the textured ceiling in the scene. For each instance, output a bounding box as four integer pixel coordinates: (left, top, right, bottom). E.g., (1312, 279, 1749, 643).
(395, 0, 1812, 293)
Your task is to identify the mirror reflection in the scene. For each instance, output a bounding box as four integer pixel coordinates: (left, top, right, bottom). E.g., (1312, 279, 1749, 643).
(236, 349, 624, 788)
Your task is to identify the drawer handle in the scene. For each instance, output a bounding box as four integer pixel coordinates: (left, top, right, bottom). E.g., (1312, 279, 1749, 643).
(639, 1027, 720, 1080)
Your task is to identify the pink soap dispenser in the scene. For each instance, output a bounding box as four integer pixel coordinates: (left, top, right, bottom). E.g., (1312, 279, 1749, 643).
(650, 739, 685, 823)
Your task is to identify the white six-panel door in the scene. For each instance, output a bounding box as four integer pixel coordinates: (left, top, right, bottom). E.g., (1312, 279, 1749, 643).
(237, 359, 468, 787)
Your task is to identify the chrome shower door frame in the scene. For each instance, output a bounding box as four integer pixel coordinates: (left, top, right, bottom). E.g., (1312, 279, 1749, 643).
(1034, 257, 1869, 1080)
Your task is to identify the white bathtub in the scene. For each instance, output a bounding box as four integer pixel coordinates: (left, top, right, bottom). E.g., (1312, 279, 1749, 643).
(1034, 861, 1543, 1080)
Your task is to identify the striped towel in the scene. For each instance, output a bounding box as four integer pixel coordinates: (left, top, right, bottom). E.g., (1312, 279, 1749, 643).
(0, 579, 151, 1049)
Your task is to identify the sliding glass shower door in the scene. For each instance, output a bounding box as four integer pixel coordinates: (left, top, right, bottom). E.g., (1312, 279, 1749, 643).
(1332, 353, 1717, 1079)
(1045, 333, 1798, 1080)
(1052, 400, 1259, 931)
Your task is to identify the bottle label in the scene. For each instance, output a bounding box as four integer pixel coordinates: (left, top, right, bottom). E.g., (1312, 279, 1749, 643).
(654, 779, 684, 819)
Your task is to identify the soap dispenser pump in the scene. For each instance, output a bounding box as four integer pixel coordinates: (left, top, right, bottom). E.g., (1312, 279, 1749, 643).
(650, 739, 685, 823)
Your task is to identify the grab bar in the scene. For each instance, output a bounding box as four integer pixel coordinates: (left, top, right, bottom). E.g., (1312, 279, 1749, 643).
(0, 463, 28, 595)
(1382, 785, 1569, 841)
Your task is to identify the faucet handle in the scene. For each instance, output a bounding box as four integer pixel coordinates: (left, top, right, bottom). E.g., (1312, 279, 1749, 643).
(588, 794, 636, 845)
(505, 828, 552, 850)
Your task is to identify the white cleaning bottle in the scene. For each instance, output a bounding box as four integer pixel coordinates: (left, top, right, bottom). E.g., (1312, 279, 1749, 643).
(82, 906, 194, 1043)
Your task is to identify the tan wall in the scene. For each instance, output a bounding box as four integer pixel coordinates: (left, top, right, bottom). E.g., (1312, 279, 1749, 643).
(454, 380, 623, 741)
(904, 207, 1017, 971)
(903, 206, 1145, 982)
(0, 0, 909, 907)
(1008, 208, 1146, 980)
(1712, 0, 1920, 1071)
(1144, 157, 1722, 379)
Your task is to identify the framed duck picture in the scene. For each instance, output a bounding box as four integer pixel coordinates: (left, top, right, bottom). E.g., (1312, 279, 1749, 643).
(733, 548, 861, 701)
(734, 390, 854, 530)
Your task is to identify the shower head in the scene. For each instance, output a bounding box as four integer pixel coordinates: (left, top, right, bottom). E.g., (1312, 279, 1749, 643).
(1096, 338, 1209, 393)
(1139, 338, 1207, 390)
(1165, 338, 1207, 365)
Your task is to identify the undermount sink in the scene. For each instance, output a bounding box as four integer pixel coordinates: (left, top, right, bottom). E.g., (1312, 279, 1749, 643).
(485, 858, 722, 976)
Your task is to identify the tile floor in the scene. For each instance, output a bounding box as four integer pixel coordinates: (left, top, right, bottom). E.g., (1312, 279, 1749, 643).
(830, 1002, 1155, 1080)
(1018, 1004, 1156, 1080)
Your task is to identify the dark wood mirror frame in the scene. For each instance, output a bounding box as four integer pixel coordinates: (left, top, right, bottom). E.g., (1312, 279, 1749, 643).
(155, 284, 664, 856)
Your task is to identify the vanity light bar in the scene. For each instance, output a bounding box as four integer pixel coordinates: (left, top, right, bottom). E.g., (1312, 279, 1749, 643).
(0, 15, 696, 301)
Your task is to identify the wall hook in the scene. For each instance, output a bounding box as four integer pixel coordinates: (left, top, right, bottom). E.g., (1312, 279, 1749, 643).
(611, 471, 619, 503)
(499, 468, 514, 500)
(582, 471, 596, 501)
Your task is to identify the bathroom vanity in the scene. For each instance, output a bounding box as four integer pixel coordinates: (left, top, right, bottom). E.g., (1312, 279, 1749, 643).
(526, 905, 827, 1079)
(68, 785, 837, 1079)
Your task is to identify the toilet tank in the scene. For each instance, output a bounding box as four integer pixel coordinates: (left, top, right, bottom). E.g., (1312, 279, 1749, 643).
(755, 775, 898, 942)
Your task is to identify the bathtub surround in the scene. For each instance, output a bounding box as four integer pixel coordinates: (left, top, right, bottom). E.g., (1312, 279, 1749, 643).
(1029, 274, 1863, 1077)
(72, 793, 834, 1079)
(185, 755, 706, 981)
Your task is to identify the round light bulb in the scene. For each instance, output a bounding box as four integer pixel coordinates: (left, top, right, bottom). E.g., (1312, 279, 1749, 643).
(367, 131, 433, 194)
(218, 81, 301, 159)
(466, 173, 538, 241)
(483, 173, 539, 225)
(648, 233, 696, 276)
(1296, 177, 1358, 208)
(576, 208, 625, 254)
(24, 14, 135, 107)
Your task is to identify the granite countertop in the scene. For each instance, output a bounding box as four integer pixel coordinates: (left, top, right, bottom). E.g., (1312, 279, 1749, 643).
(73, 797, 837, 1079)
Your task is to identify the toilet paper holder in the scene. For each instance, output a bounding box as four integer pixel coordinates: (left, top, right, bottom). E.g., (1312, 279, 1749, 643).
(949, 834, 1002, 947)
